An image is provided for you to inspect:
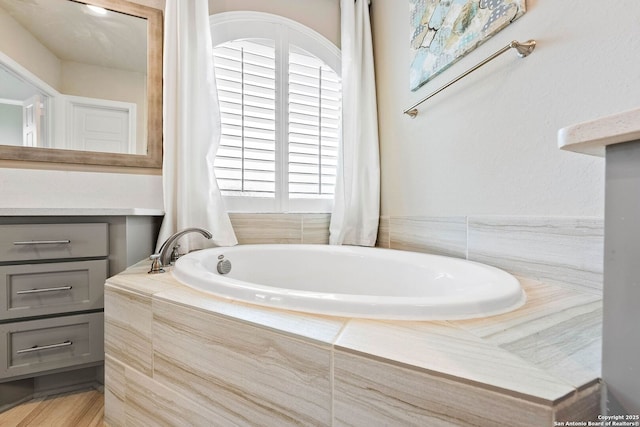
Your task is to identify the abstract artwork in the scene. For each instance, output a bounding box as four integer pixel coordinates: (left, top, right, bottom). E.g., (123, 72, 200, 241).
(409, 0, 526, 91)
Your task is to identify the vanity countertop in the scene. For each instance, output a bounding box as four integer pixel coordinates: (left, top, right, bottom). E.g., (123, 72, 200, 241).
(558, 107, 640, 157)
(0, 208, 164, 217)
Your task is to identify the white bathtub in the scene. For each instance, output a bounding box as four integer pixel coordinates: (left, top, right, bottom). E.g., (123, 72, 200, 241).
(172, 244, 526, 320)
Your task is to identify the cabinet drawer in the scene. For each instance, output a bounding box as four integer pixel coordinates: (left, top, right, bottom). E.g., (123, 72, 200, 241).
(0, 312, 103, 379)
(0, 223, 108, 262)
(0, 260, 107, 320)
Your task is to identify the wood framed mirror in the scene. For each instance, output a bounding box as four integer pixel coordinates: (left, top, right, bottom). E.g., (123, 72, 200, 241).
(0, 0, 163, 169)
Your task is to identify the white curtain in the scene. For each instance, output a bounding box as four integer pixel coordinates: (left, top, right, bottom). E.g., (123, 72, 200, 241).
(157, 0, 237, 252)
(330, 0, 380, 246)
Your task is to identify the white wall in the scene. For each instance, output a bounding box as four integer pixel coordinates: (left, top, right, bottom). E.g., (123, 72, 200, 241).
(209, 0, 340, 47)
(371, 0, 640, 217)
(0, 6, 61, 91)
(0, 168, 162, 210)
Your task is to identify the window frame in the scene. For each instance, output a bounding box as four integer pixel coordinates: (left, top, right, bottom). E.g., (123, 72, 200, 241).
(210, 11, 342, 213)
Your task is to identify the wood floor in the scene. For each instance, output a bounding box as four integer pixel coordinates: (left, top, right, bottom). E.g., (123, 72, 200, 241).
(0, 388, 103, 427)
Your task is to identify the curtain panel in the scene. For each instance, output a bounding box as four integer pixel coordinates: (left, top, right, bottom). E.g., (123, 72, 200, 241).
(330, 0, 380, 246)
(157, 0, 237, 252)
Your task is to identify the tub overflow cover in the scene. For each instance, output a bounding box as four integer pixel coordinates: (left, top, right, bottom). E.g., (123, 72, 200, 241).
(217, 255, 232, 274)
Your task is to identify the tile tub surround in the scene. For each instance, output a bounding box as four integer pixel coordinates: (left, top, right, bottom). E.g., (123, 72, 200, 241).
(387, 216, 467, 258)
(228, 213, 602, 296)
(104, 262, 602, 426)
(378, 215, 604, 295)
(229, 213, 330, 244)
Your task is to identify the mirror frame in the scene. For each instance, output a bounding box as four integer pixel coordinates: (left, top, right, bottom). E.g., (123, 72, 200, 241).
(0, 0, 163, 169)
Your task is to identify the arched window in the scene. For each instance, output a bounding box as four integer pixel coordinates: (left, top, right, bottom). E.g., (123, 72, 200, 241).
(210, 12, 342, 213)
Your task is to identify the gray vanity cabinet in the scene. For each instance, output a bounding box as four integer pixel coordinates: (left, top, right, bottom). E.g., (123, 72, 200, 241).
(0, 213, 162, 411)
(0, 223, 108, 381)
(0, 312, 104, 380)
(0, 260, 107, 321)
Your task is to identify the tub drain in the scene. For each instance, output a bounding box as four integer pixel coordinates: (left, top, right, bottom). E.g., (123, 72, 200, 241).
(217, 255, 232, 274)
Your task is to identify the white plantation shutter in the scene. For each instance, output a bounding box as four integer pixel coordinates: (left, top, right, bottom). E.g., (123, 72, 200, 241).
(288, 46, 340, 199)
(213, 40, 276, 198)
(210, 13, 341, 212)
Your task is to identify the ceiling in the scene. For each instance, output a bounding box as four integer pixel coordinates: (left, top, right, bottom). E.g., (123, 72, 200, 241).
(0, 0, 147, 74)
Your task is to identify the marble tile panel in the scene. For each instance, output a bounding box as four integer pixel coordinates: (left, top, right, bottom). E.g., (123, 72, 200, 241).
(333, 350, 554, 427)
(104, 284, 153, 376)
(124, 365, 221, 426)
(154, 284, 347, 345)
(152, 298, 333, 426)
(554, 382, 602, 423)
(105, 261, 181, 297)
(376, 216, 390, 248)
(229, 213, 302, 244)
(301, 213, 331, 244)
(104, 355, 125, 427)
(452, 278, 602, 389)
(467, 217, 604, 293)
(335, 319, 574, 403)
(389, 216, 467, 258)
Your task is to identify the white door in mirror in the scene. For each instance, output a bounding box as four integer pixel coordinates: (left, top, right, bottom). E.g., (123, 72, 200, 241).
(68, 97, 136, 154)
(22, 95, 43, 147)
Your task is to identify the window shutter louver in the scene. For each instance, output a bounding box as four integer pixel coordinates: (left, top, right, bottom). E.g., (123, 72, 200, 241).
(212, 33, 341, 212)
(213, 41, 277, 197)
(288, 48, 340, 199)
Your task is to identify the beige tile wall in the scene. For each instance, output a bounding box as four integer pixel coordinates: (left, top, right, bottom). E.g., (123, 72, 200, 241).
(452, 278, 603, 390)
(104, 285, 154, 376)
(377, 216, 390, 248)
(152, 298, 334, 425)
(554, 383, 602, 424)
(388, 216, 467, 257)
(104, 277, 602, 426)
(333, 351, 554, 427)
(231, 213, 603, 294)
(125, 367, 220, 426)
(387, 216, 603, 294)
(104, 355, 125, 427)
(229, 213, 330, 245)
(467, 217, 603, 294)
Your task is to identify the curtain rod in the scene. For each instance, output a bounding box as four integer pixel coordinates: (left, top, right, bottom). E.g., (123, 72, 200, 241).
(404, 39, 536, 118)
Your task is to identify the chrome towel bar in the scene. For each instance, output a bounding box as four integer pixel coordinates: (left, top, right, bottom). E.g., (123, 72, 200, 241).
(404, 39, 536, 118)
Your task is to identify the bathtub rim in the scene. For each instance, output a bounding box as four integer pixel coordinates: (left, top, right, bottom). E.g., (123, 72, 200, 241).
(172, 244, 526, 321)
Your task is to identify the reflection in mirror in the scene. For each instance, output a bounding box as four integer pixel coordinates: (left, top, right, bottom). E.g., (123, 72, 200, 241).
(0, 0, 162, 168)
(0, 62, 50, 148)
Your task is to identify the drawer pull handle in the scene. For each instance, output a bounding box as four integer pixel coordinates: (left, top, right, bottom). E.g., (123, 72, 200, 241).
(17, 340, 73, 354)
(16, 286, 73, 295)
(13, 240, 71, 245)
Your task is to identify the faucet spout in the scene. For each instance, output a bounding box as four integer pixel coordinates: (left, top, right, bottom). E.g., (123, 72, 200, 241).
(153, 227, 213, 270)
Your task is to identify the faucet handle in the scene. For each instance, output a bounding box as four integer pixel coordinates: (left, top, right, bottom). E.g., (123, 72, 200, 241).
(170, 244, 181, 264)
(148, 253, 165, 274)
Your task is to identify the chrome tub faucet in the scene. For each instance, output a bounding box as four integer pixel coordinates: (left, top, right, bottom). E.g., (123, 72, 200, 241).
(149, 227, 213, 273)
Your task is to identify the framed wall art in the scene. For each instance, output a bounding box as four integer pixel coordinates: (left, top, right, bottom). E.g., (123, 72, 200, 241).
(409, 0, 526, 91)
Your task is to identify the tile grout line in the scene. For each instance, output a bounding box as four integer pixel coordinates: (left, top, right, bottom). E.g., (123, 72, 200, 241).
(330, 344, 335, 426)
(465, 216, 469, 260)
